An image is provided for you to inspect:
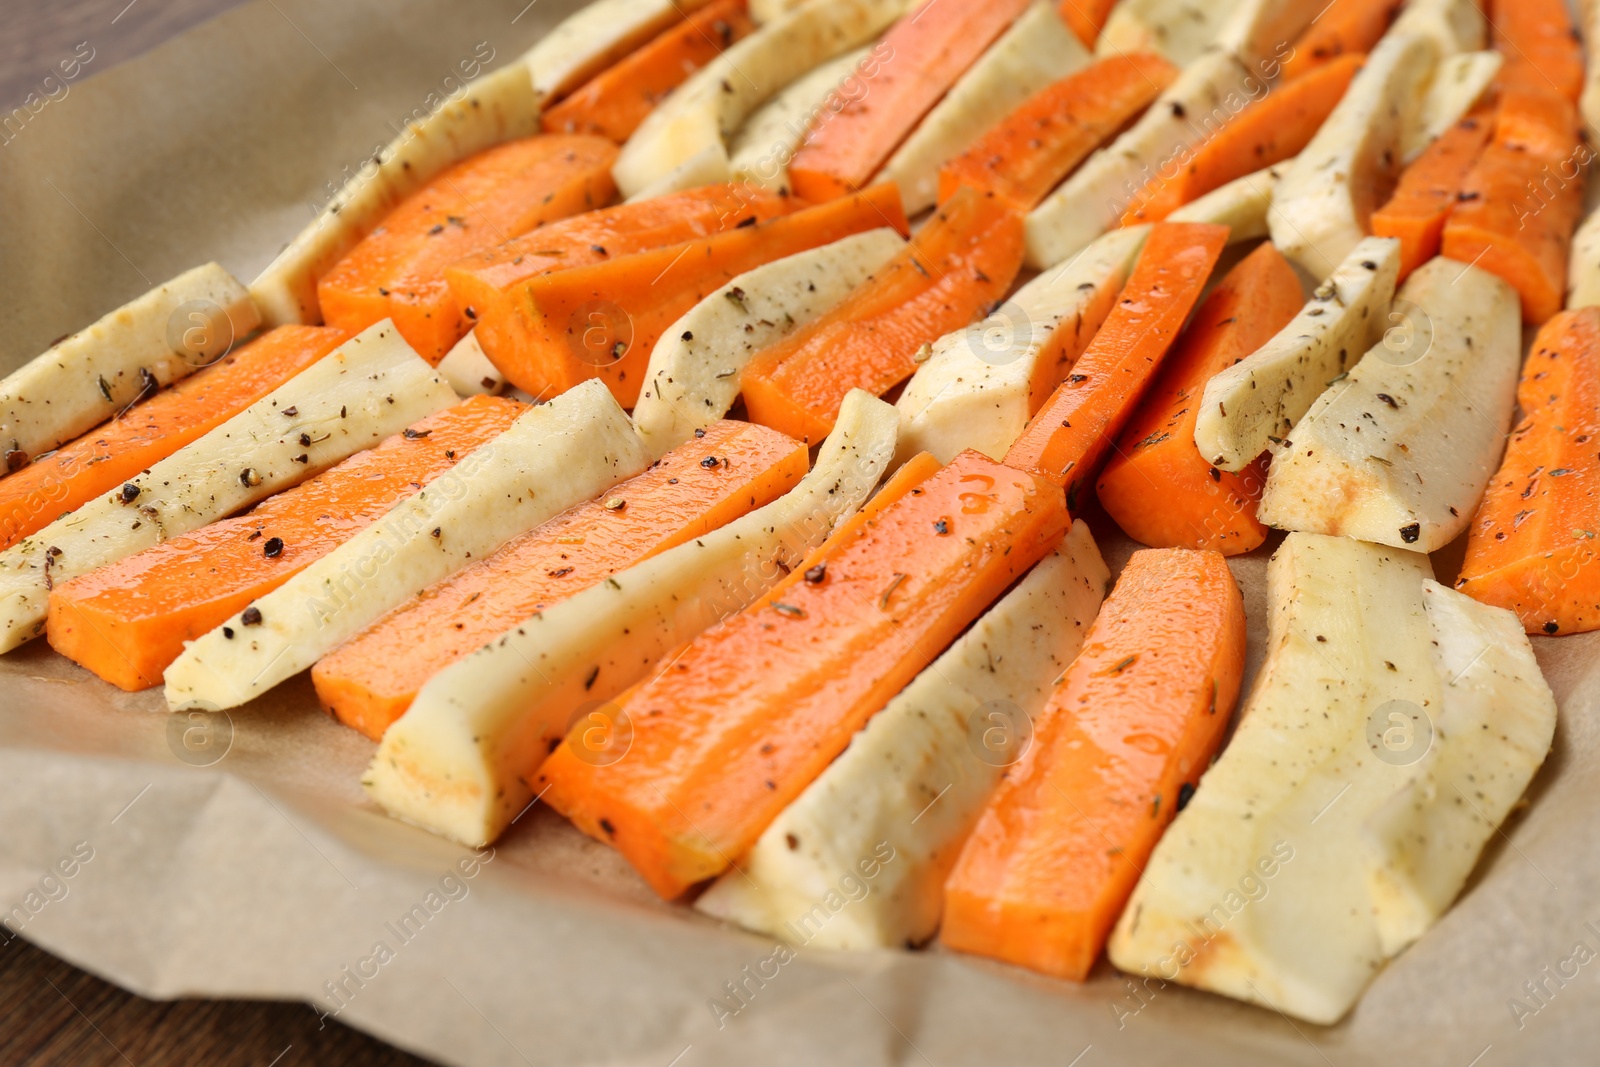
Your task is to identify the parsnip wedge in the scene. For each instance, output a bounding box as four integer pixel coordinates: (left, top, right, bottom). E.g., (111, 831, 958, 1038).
(1268, 32, 1435, 278)
(896, 225, 1148, 464)
(1388, 0, 1485, 57)
(1401, 50, 1501, 163)
(1213, 0, 1316, 68)
(1195, 236, 1400, 472)
(1025, 49, 1253, 269)
(1097, 0, 1246, 65)
(248, 63, 539, 327)
(0, 323, 454, 654)
(622, 144, 732, 202)
(728, 48, 870, 191)
(1364, 580, 1556, 958)
(521, 0, 716, 104)
(695, 520, 1108, 949)
(365, 390, 899, 847)
(0, 263, 258, 467)
(880, 2, 1088, 214)
(1258, 256, 1519, 553)
(1108, 533, 1440, 1026)
(1167, 162, 1285, 241)
(163, 380, 648, 711)
(611, 0, 907, 199)
(1567, 204, 1600, 310)
(437, 330, 504, 396)
(634, 229, 905, 456)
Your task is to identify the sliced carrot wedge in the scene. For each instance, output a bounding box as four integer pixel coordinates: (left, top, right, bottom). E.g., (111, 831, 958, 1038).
(1279, 0, 1399, 82)
(541, 0, 755, 143)
(1490, 0, 1583, 104)
(938, 53, 1178, 212)
(1122, 54, 1361, 225)
(787, 0, 1034, 202)
(1442, 90, 1584, 325)
(46, 396, 524, 691)
(1004, 222, 1228, 502)
(477, 184, 908, 407)
(942, 546, 1246, 981)
(1058, 0, 1119, 48)
(1096, 242, 1304, 555)
(0, 325, 346, 553)
(1457, 308, 1600, 635)
(448, 182, 797, 353)
(1372, 110, 1494, 281)
(740, 186, 1024, 443)
(312, 418, 807, 740)
(540, 449, 1070, 900)
(317, 134, 618, 362)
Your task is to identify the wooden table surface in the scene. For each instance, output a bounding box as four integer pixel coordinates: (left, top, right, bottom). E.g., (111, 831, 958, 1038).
(2, 3, 437, 1063)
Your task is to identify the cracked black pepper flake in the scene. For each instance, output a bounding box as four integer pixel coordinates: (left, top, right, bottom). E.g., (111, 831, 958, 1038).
(241, 605, 263, 626)
(771, 602, 806, 618)
(700, 456, 719, 469)
(263, 537, 284, 558)
(804, 563, 826, 583)
(1399, 522, 1421, 543)
(119, 483, 140, 504)
(222, 627, 234, 640)
(1177, 783, 1195, 811)
(933, 519, 949, 535)
(282, 406, 298, 417)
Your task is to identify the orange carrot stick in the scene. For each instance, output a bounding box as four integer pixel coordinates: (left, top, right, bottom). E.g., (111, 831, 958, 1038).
(1122, 54, 1361, 225)
(1441, 90, 1584, 325)
(1490, 0, 1583, 104)
(1372, 110, 1494, 281)
(938, 53, 1178, 212)
(446, 183, 797, 349)
(542, 0, 755, 143)
(787, 0, 1035, 202)
(476, 184, 908, 407)
(1004, 222, 1229, 503)
(1057, 0, 1119, 48)
(47, 396, 524, 691)
(941, 546, 1246, 981)
(0, 325, 347, 553)
(1279, 0, 1399, 82)
(1456, 308, 1600, 635)
(312, 419, 807, 739)
(317, 134, 618, 362)
(540, 449, 1069, 900)
(740, 187, 1024, 443)
(1096, 242, 1304, 555)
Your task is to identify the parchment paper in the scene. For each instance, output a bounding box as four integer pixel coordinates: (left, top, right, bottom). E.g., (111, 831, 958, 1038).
(2, 2, 1599, 1064)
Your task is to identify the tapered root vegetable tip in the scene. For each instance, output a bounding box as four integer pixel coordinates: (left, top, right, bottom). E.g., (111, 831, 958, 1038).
(0, 322, 456, 656)
(363, 389, 901, 848)
(942, 547, 1246, 980)
(49, 396, 524, 692)
(741, 186, 1025, 444)
(1097, 242, 1303, 555)
(1456, 308, 1600, 635)
(313, 419, 806, 740)
(1004, 221, 1229, 498)
(539, 449, 1069, 900)
(317, 134, 618, 363)
(161, 380, 650, 712)
(0, 325, 346, 554)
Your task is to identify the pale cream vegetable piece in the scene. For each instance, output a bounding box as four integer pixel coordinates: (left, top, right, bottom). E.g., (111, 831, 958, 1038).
(1400, 50, 1501, 162)
(0, 263, 258, 467)
(1166, 160, 1287, 241)
(1098, 0, 1246, 65)
(365, 390, 900, 847)
(695, 520, 1108, 949)
(163, 379, 648, 711)
(728, 48, 871, 192)
(0, 322, 455, 653)
(436, 330, 504, 396)
(521, 0, 717, 104)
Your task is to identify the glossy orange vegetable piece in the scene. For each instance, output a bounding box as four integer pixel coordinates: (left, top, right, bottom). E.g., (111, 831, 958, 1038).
(1058, 0, 1119, 48)
(46, 396, 524, 691)
(540, 449, 1070, 900)
(1278, 0, 1398, 82)
(317, 134, 618, 362)
(477, 185, 908, 407)
(938, 53, 1177, 211)
(0, 325, 345, 553)
(1122, 54, 1361, 225)
(1097, 243, 1304, 555)
(312, 419, 807, 740)
(1457, 309, 1600, 635)
(1489, 0, 1583, 104)
(740, 186, 1024, 443)
(1371, 110, 1494, 281)
(787, 0, 1034, 202)
(449, 183, 797, 357)
(942, 546, 1246, 980)
(1004, 222, 1228, 503)
(542, 0, 755, 142)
